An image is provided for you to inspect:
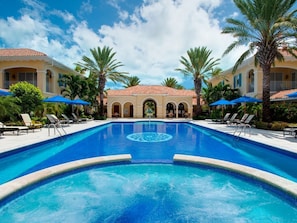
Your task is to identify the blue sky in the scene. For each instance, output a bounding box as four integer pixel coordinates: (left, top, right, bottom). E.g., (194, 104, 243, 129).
(0, 0, 247, 89)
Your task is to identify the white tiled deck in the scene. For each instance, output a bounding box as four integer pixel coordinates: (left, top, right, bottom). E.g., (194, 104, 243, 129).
(194, 119, 297, 154)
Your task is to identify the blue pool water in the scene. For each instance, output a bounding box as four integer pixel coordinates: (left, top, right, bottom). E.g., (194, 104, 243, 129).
(1, 164, 297, 222)
(1, 121, 297, 184)
(1, 121, 297, 222)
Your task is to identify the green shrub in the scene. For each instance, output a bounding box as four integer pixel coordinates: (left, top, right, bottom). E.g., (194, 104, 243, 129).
(255, 121, 289, 131)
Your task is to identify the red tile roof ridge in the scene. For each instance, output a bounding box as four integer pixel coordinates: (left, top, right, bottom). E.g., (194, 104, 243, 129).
(270, 88, 297, 99)
(0, 48, 47, 57)
(107, 85, 196, 96)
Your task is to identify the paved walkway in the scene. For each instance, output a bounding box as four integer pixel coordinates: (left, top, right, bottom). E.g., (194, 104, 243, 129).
(0, 119, 296, 155)
(194, 120, 297, 154)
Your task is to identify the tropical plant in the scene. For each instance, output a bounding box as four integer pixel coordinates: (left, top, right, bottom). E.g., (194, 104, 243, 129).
(0, 96, 21, 122)
(76, 46, 128, 117)
(59, 74, 85, 100)
(85, 72, 99, 105)
(176, 46, 220, 116)
(161, 77, 184, 89)
(9, 82, 43, 115)
(202, 82, 240, 117)
(221, 0, 297, 122)
(123, 76, 141, 88)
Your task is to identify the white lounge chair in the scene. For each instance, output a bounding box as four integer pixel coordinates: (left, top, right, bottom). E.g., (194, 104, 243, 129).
(0, 121, 29, 135)
(20, 114, 42, 131)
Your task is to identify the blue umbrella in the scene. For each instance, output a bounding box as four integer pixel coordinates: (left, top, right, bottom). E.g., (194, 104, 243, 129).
(287, 91, 297, 98)
(210, 99, 235, 106)
(231, 96, 262, 103)
(43, 95, 73, 104)
(0, 89, 12, 96)
(71, 98, 90, 105)
(210, 99, 235, 118)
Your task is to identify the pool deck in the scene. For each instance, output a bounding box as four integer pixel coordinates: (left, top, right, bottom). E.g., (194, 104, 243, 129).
(1, 118, 296, 155)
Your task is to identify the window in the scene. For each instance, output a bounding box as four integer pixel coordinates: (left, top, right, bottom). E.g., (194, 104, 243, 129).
(58, 73, 65, 87)
(18, 72, 37, 86)
(270, 72, 283, 91)
(248, 70, 255, 93)
(4, 72, 9, 88)
(233, 73, 242, 88)
(292, 72, 297, 89)
(46, 70, 53, 92)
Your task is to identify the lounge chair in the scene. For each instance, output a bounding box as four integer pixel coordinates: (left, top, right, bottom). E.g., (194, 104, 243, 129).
(46, 114, 67, 136)
(46, 114, 64, 127)
(20, 114, 42, 131)
(230, 113, 249, 125)
(61, 114, 73, 126)
(283, 127, 297, 137)
(212, 113, 231, 123)
(0, 127, 19, 135)
(0, 121, 29, 135)
(226, 113, 238, 125)
(72, 113, 87, 123)
(234, 114, 255, 136)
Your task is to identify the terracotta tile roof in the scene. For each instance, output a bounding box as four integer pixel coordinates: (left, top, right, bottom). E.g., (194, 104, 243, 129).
(107, 85, 196, 96)
(0, 48, 47, 57)
(270, 88, 297, 99)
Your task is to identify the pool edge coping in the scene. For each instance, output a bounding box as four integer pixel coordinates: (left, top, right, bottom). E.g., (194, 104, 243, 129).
(0, 154, 132, 201)
(173, 154, 297, 199)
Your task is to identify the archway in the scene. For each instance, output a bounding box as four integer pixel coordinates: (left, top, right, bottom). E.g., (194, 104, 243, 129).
(143, 99, 157, 118)
(179, 103, 189, 118)
(112, 102, 121, 118)
(3, 67, 37, 88)
(123, 102, 134, 118)
(166, 103, 176, 118)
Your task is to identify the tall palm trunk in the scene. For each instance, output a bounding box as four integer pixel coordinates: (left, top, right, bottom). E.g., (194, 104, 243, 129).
(194, 78, 202, 116)
(98, 74, 106, 117)
(261, 65, 271, 122)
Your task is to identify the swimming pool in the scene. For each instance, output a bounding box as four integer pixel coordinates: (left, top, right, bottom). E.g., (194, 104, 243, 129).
(1, 121, 297, 184)
(1, 121, 297, 221)
(1, 164, 297, 222)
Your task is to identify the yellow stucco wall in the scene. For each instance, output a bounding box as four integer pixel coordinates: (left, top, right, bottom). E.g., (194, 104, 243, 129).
(210, 55, 297, 98)
(0, 60, 75, 97)
(107, 94, 193, 119)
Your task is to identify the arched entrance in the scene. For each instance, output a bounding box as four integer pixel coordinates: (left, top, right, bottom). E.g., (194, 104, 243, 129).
(123, 102, 133, 118)
(143, 99, 157, 118)
(178, 102, 189, 117)
(166, 102, 176, 118)
(112, 102, 121, 118)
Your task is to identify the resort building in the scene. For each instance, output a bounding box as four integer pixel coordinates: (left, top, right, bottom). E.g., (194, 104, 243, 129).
(0, 48, 78, 97)
(107, 85, 196, 119)
(210, 52, 297, 101)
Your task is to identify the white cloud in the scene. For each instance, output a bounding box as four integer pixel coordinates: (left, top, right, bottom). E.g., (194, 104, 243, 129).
(79, 0, 93, 17)
(96, 0, 244, 86)
(0, 0, 246, 88)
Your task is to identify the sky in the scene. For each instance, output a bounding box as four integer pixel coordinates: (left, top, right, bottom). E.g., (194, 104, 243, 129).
(0, 0, 248, 89)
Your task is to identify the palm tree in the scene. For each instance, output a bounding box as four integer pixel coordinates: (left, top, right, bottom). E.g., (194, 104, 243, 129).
(176, 47, 220, 116)
(222, 0, 297, 122)
(161, 77, 184, 89)
(123, 76, 141, 88)
(76, 46, 128, 117)
(60, 74, 84, 100)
